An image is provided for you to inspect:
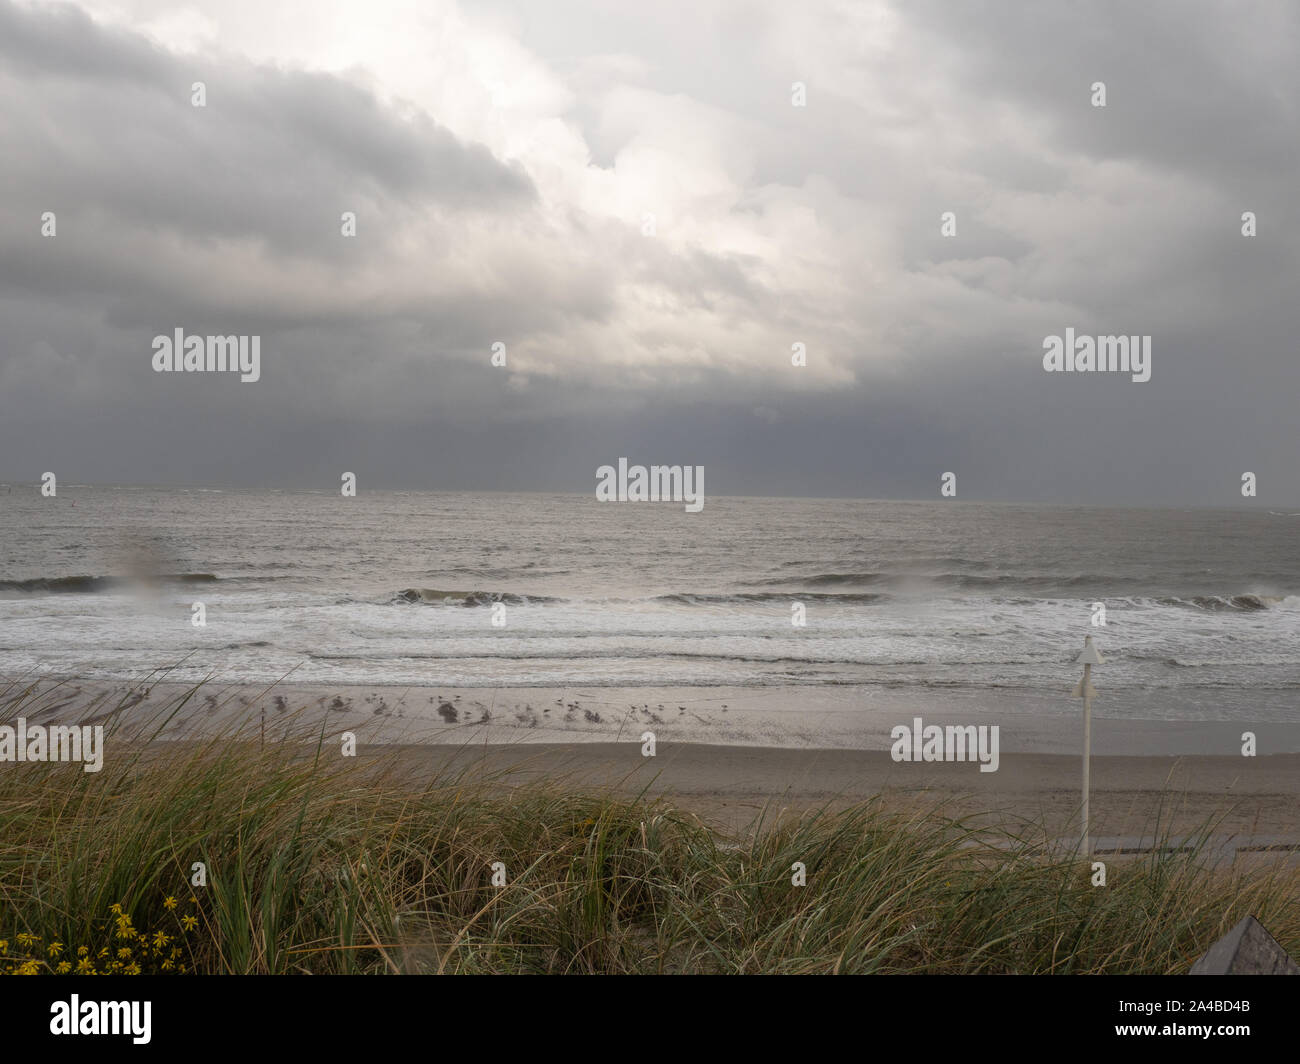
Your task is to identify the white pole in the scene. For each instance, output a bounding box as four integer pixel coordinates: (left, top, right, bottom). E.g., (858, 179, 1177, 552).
(1081, 661, 1091, 857)
(1074, 635, 1103, 858)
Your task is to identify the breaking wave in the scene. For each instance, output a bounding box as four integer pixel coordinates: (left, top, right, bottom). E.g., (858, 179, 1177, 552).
(1154, 594, 1281, 612)
(653, 592, 887, 606)
(0, 574, 219, 594)
(393, 588, 564, 606)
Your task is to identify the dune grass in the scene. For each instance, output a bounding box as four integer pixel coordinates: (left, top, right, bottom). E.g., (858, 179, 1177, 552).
(0, 680, 1297, 974)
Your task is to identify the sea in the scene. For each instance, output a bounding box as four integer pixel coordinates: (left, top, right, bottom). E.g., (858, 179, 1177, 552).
(0, 487, 1297, 724)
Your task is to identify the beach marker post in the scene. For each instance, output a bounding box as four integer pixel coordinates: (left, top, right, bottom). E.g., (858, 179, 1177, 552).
(1072, 635, 1105, 855)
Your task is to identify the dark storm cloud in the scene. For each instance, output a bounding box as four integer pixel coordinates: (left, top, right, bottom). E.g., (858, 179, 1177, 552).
(0, 0, 1297, 505)
(0, 1, 533, 266)
(905, 0, 1300, 188)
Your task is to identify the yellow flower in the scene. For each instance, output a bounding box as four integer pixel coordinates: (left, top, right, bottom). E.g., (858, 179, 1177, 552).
(56, 961, 72, 974)
(77, 946, 89, 957)
(181, 915, 198, 931)
(109, 903, 123, 916)
(161, 959, 174, 971)
(152, 931, 171, 948)
(0, 940, 7, 954)
(16, 932, 36, 948)
(163, 896, 178, 910)
(47, 942, 64, 957)
(117, 947, 132, 960)
(76, 958, 95, 974)
(124, 962, 141, 975)
(15, 959, 41, 975)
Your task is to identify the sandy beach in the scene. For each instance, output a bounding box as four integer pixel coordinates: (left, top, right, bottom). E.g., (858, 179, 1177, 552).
(348, 740, 1300, 844)
(10, 676, 1298, 846)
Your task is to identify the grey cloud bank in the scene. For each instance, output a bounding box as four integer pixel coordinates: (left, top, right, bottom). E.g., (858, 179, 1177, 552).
(1, 0, 1297, 504)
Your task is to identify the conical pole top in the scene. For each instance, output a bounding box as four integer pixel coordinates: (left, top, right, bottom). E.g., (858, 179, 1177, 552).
(1076, 635, 1105, 665)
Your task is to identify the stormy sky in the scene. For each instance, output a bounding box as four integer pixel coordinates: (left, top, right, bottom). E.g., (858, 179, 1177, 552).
(1, 0, 1297, 503)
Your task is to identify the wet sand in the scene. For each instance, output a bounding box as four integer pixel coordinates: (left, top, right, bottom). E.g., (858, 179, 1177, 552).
(7, 676, 1298, 844)
(11, 678, 1300, 756)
